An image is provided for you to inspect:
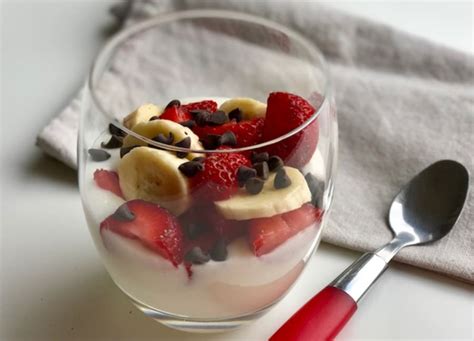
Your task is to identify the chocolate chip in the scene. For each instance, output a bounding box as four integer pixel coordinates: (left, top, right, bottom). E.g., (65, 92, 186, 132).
(253, 161, 269, 180)
(190, 110, 211, 126)
(88, 148, 111, 161)
(305, 173, 324, 208)
(251, 152, 269, 164)
(109, 123, 126, 137)
(185, 247, 210, 265)
(175, 137, 191, 158)
(220, 131, 237, 147)
(245, 177, 265, 195)
(274, 168, 292, 189)
(207, 110, 229, 126)
(152, 132, 174, 145)
(165, 99, 181, 109)
(180, 120, 196, 128)
(120, 145, 139, 158)
(237, 166, 257, 187)
(201, 134, 222, 150)
(149, 116, 160, 121)
(112, 203, 135, 221)
(179, 161, 204, 177)
(228, 108, 242, 122)
(268, 155, 284, 171)
(101, 135, 123, 149)
(184, 222, 205, 240)
(210, 239, 228, 261)
(192, 156, 205, 163)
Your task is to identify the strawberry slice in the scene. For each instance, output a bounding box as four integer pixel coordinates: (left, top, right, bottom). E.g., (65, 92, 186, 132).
(160, 100, 218, 123)
(191, 151, 251, 201)
(100, 200, 184, 266)
(193, 118, 264, 148)
(262, 92, 323, 168)
(94, 169, 124, 198)
(248, 204, 322, 257)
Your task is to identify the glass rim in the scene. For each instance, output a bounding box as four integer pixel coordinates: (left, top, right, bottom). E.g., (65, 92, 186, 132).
(88, 9, 332, 154)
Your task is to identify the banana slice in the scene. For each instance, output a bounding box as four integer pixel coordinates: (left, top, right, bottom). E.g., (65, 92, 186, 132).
(123, 103, 161, 129)
(215, 167, 311, 220)
(122, 119, 203, 160)
(118, 147, 190, 215)
(219, 98, 267, 120)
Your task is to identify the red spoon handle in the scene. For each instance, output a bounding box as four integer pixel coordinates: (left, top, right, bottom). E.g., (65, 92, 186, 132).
(270, 286, 357, 341)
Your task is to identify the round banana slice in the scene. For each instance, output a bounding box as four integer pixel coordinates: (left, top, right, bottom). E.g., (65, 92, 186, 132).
(122, 119, 203, 160)
(123, 103, 161, 129)
(215, 167, 311, 220)
(118, 147, 190, 216)
(219, 97, 267, 120)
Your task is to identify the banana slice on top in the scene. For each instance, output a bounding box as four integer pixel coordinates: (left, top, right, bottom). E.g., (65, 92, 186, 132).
(123, 103, 162, 129)
(118, 147, 190, 215)
(122, 119, 203, 160)
(215, 167, 311, 220)
(219, 98, 267, 120)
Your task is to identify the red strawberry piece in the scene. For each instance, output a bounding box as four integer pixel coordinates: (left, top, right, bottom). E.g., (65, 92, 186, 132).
(191, 151, 251, 201)
(248, 204, 322, 257)
(94, 169, 124, 198)
(159, 105, 192, 123)
(100, 200, 184, 266)
(193, 118, 264, 148)
(182, 100, 218, 113)
(262, 92, 323, 168)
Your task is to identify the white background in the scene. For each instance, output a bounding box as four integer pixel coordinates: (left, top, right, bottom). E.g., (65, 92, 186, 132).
(1, 1, 473, 340)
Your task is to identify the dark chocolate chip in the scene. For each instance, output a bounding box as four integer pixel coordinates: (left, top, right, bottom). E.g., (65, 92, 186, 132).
(228, 108, 242, 122)
(88, 148, 111, 161)
(185, 246, 210, 265)
(192, 156, 205, 163)
(109, 123, 126, 137)
(120, 145, 139, 158)
(101, 135, 123, 149)
(175, 137, 191, 158)
(165, 99, 181, 109)
(210, 239, 228, 261)
(201, 134, 222, 150)
(184, 222, 205, 240)
(268, 155, 284, 171)
(152, 132, 174, 145)
(190, 110, 211, 126)
(179, 161, 204, 177)
(245, 177, 265, 195)
(251, 152, 269, 164)
(180, 120, 196, 128)
(112, 203, 135, 222)
(149, 116, 160, 121)
(219, 131, 237, 147)
(237, 166, 257, 187)
(207, 110, 229, 126)
(274, 168, 292, 189)
(305, 173, 324, 208)
(253, 161, 269, 180)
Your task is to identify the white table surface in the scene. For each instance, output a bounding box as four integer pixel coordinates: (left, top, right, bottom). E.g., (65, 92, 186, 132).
(1, 1, 473, 340)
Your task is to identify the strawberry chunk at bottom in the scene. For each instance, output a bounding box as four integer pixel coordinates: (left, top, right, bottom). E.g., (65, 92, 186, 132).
(100, 200, 184, 266)
(94, 169, 124, 198)
(248, 204, 322, 257)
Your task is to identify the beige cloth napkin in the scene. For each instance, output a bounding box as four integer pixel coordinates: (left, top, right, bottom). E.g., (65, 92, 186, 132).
(37, 0, 474, 283)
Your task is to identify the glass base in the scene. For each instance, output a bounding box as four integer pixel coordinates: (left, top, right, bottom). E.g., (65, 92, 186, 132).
(127, 293, 274, 333)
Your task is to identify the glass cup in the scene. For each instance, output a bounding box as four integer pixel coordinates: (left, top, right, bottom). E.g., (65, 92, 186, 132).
(79, 9, 337, 333)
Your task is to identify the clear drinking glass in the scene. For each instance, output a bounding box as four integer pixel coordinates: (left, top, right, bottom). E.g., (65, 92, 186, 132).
(79, 9, 337, 332)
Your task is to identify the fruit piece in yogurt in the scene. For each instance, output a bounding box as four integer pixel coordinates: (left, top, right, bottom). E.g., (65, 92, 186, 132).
(100, 200, 184, 266)
(93, 169, 124, 198)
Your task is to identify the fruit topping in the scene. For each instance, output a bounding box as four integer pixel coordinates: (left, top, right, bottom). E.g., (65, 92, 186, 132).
(88, 148, 111, 161)
(100, 200, 184, 266)
(123, 104, 161, 129)
(219, 98, 267, 120)
(94, 169, 124, 198)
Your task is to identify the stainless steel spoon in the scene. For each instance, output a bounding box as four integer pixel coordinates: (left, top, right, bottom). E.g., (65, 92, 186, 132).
(271, 160, 469, 341)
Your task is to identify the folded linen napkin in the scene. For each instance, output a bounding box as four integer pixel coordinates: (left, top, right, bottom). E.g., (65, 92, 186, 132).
(37, 0, 474, 283)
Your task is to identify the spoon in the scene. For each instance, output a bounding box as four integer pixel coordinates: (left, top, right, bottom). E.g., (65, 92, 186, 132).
(270, 160, 469, 341)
